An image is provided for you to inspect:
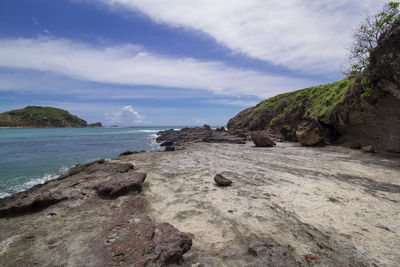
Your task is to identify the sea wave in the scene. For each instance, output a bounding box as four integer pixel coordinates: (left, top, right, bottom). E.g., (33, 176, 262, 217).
(137, 130, 160, 133)
(0, 166, 70, 199)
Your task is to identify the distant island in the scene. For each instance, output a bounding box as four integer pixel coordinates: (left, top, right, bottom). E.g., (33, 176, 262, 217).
(0, 106, 102, 128)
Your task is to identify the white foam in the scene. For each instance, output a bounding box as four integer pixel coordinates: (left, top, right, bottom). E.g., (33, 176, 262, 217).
(138, 130, 159, 133)
(0, 166, 71, 199)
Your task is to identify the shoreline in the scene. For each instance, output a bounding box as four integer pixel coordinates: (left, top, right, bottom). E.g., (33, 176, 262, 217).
(1, 138, 400, 266)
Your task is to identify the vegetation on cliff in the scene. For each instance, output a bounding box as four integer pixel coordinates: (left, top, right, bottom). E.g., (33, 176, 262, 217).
(0, 106, 89, 128)
(228, 78, 353, 130)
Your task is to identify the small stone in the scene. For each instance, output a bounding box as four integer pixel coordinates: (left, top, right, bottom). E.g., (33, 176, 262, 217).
(214, 174, 232, 186)
(361, 145, 375, 153)
(305, 254, 319, 262)
(248, 245, 257, 256)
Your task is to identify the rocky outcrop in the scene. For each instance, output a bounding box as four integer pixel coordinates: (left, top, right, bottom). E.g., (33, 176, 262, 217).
(0, 159, 192, 266)
(87, 122, 102, 127)
(228, 20, 400, 152)
(295, 120, 325, 146)
(251, 131, 276, 147)
(156, 125, 247, 146)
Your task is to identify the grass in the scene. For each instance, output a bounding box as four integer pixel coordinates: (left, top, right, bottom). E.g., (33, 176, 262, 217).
(244, 78, 353, 129)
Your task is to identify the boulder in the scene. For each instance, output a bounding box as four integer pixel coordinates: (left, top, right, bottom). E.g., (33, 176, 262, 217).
(160, 141, 174, 147)
(165, 146, 175, 152)
(93, 172, 146, 199)
(362, 145, 375, 153)
(251, 131, 276, 147)
(215, 126, 226, 132)
(296, 120, 325, 146)
(280, 126, 298, 142)
(214, 174, 232, 186)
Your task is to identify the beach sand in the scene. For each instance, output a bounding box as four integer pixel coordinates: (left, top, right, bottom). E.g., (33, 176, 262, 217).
(117, 141, 400, 266)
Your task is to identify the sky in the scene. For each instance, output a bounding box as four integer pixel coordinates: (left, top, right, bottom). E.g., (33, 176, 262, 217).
(0, 0, 387, 126)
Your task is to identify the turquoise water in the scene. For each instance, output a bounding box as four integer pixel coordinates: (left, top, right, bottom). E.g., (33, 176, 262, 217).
(0, 127, 180, 198)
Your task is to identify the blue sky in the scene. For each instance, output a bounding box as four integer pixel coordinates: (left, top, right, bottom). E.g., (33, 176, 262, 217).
(0, 0, 386, 126)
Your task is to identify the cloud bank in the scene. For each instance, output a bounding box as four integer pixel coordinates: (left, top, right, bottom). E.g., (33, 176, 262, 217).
(94, 0, 387, 74)
(104, 105, 144, 125)
(0, 37, 314, 98)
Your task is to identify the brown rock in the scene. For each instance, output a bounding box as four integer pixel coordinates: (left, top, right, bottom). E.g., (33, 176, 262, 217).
(93, 172, 146, 199)
(0, 160, 193, 266)
(362, 145, 375, 153)
(250, 131, 276, 147)
(296, 120, 324, 146)
(151, 222, 193, 264)
(214, 174, 232, 186)
(280, 125, 298, 142)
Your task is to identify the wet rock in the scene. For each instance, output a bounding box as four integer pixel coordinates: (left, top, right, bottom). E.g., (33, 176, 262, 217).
(214, 174, 232, 186)
(160, 141, 174, 147)
(362, 145, 375, 153)
(250, 131, 276, 147)
(350, 143, 362, 149)
(296, 120, 325, 146)
(165, 146, 175, 152)
(119, 150, 143, 157)
(93, 172, 146, 199)
(215, 127, 226, 132)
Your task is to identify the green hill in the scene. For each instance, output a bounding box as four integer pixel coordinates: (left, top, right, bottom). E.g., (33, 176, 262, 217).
(0, 106, 88, 128)
(228, 78, 353, 131)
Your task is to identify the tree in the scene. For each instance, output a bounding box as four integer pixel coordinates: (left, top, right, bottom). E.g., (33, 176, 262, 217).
(344, 1, 400, 75)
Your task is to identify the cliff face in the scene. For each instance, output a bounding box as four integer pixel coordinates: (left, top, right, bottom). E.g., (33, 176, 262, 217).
(325, 20, 400, 152)
(228, 20, 400, 152)
(0, 106, 88, 128)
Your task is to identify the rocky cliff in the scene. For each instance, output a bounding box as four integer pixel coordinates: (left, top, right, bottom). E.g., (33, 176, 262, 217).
(228, 20, 400, 152)
(0, 106, 88, 128)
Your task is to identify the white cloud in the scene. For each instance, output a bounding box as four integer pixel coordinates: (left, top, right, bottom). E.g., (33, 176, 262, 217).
(94, 0, 387, 75)
(0, 37, 315, 98)
(104, 105, 144, 125)
(204, 98, 260, 107)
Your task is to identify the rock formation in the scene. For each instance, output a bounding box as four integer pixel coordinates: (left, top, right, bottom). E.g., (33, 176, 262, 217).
(227, 20, 400, 152)
(251, 131, 276, 147)
(0, 159, 192, 266)
(156, 125, 248, 145)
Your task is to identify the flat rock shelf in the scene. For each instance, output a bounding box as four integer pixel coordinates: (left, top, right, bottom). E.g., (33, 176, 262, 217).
(1, 141, 400, 266)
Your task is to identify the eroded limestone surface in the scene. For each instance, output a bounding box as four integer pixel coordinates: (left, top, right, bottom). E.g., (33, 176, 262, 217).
(118, 142, 400, 266)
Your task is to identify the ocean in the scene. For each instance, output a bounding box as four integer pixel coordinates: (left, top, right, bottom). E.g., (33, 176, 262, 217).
(0, 127, 180, 199)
